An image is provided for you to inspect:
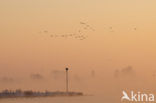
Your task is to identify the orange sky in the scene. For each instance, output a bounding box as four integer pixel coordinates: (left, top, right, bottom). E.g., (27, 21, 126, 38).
(0, 0, 156, 94)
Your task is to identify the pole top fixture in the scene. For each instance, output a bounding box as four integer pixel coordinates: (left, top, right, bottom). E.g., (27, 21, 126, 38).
(66, 68, 69, 71)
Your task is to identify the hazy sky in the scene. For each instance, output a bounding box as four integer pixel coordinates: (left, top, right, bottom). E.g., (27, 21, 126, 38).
(0, 0, 156, 94)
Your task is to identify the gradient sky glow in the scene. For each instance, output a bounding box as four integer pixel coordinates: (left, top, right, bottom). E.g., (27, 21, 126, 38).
(0, 0, 156, 95)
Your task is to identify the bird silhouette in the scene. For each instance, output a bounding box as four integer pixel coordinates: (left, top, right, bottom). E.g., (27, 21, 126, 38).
(80, 22, 86, 25)
(44, 30, 48, 33)
(134, 28, 137, 30)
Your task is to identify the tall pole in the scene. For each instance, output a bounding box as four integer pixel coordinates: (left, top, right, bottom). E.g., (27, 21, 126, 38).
(65, 68, 69, 94)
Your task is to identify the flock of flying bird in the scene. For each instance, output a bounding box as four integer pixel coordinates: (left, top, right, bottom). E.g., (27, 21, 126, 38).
(39, 22, 95, 40)
(38, 22, 137, 40)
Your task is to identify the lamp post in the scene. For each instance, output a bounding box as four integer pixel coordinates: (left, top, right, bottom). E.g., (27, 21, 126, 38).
(65, 68, 69, 94)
